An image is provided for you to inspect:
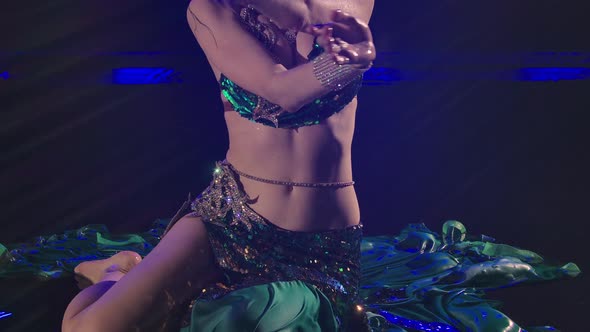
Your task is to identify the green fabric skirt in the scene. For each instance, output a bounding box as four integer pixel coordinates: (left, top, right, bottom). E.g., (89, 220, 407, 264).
(180, 280, 338, 332)
(0, 220, 581, 331)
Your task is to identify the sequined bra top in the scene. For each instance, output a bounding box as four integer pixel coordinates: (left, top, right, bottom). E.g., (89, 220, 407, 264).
(219, 7, 364, 129)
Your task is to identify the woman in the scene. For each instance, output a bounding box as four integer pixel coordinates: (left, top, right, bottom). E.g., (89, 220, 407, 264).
(1, 0, 580, 331)
(62, 0, 377, 330)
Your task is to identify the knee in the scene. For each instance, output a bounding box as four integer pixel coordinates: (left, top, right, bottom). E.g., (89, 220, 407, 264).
(62, 315, 97, 332)
(63, 315, 126, 332)
(62, 305, 112, 332)
(62, 302, 80, 332)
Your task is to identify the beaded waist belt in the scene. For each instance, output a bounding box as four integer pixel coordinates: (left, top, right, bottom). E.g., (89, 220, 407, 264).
(225, 160, 355, 188)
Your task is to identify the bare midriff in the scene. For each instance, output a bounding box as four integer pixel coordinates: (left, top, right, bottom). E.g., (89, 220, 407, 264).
(199, 1, 367, 232)
(222, 97, 361, 232)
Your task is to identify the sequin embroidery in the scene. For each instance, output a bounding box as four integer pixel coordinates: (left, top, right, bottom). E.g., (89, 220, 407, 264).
(189, 161, 363, 328)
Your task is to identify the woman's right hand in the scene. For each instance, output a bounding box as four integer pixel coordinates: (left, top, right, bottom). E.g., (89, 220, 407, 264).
(303, 10, 376, 69)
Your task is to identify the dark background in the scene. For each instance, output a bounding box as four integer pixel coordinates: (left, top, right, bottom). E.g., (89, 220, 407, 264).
(1, 0, 588, 331)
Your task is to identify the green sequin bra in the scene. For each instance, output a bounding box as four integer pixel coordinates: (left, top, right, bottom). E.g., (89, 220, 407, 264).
(220, 7, 364, 129)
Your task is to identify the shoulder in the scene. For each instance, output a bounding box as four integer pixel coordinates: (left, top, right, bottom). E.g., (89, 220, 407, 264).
(186, 0, 233, 24)
(353, 0, 375, 23)
(310, 0, 374, 24)
(186, 0, 243, 44)
(187, 0, 226, 11)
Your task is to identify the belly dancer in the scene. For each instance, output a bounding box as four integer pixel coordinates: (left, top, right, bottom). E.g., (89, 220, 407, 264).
(1, 1, 578, 331)
(62, 0, 377, 330)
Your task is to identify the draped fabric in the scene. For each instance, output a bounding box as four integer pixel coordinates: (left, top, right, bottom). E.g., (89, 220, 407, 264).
(0, 219, 580, 331)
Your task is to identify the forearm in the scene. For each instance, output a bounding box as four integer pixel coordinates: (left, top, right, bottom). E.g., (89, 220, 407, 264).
(268, 55, 366, 113)
(267, 61, 331, 113)
(267, 18, 375, 113)
(188, 2, 373, 113)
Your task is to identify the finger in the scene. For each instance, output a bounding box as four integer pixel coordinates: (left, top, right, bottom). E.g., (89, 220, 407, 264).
(339, 47, 359, 62)
(339, 44, 374, 68)
(331, 38, 346, 53)
(332, 9, 357, 24)
(301, 24, 315, 34)
(323, 25, 334, 38)
(328, 21, 353, 36)
(335, 55, 351, 65)
(330, 43, 343, 54)
(331, 10, 373, 42)
(315, 34, 334, 49)
(359, 41, 377, 61)
(312, 25, 333, 38)
(303, 23, 334, 36)
(328, 22, 371, 45)
(332, 9, 366, 32)
(314, 27, 335, 50)
(336, 39, 349, 49)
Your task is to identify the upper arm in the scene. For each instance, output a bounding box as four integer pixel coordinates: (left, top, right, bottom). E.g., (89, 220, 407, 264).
(366, 0, 375, 24)
(186, 0, 286, 102)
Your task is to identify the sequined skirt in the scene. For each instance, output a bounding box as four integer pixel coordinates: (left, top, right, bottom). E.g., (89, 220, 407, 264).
(180, 160, 366, 331)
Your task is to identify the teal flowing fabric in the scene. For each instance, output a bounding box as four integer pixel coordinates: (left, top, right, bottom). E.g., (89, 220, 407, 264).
(359, 221, 580, 331)
(0, 220, 580, 331)
(0, 220, 168, 279)
(180, 280, 339, 332)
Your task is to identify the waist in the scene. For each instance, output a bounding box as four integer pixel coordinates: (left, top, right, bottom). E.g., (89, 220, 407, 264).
(226, 149, 353, 184)
(225, 107, 355, 178)
(225, 153, 359, 232)
(222, 103, 359, 230)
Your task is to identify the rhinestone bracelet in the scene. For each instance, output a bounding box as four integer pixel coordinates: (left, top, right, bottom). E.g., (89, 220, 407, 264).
(312, 53, 367, 91)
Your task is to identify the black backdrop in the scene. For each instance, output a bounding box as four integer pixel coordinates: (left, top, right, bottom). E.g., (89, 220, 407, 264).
(1, 0, 588, 331)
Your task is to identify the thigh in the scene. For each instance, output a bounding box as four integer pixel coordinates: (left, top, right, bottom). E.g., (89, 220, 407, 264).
(75, 214, 221, 331)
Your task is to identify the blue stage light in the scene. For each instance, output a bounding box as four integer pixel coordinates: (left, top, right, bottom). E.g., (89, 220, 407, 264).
(0, 71, 9, 80)
(112, 67, 182, 85)
(516, 67, 590, 81)
(377, 310, 459, 331)
(363, 67, 402, 85)
(0, 311, 13, 320)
